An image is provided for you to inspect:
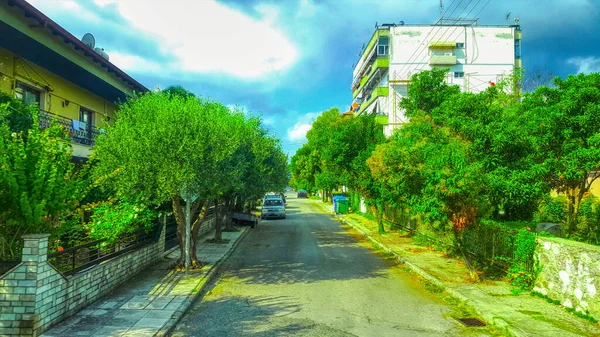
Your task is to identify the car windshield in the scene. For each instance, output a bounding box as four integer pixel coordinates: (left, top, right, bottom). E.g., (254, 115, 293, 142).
(264, 200, 283, 206)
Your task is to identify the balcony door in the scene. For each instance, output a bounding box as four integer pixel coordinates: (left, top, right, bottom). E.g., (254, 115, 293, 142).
(79, 108, 93, 143)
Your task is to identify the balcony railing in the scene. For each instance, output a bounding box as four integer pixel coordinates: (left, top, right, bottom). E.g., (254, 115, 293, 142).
(38, 110, 100, 146)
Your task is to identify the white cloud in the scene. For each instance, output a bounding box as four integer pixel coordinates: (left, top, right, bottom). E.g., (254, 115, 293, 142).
(567, 57, 600, 74)
(286, 112, 320, 142)
(94, 0, 297, 80)
(109, 51, 163, 73)
(287, 123, 312, 142)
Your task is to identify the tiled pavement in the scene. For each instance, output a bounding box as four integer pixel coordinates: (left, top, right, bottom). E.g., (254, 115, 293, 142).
(41, 229, 247, 337)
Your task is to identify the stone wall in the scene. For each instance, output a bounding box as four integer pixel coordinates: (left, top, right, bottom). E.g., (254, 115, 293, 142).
(534, 237, 600, 318)
(0, 214, 217, 336)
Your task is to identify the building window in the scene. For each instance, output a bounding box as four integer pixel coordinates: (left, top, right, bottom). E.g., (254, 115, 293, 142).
(514, 39, 521, 58)
(377, 36, 389, 56)
(15, 83, 40, 107)
(456, 42, 465, 48)
(454, 72, 465, 78)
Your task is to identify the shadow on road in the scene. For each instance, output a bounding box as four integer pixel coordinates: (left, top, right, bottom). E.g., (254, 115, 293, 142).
(221, 218, 389, 285)
(170, 294, 316, 337)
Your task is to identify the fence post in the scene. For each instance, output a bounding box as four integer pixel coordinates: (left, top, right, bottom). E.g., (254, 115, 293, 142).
(159, 215, 166, 252)
(0, 234, 50, 336)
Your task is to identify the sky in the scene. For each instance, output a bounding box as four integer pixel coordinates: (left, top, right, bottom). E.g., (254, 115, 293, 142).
(26, 0, 600, 157)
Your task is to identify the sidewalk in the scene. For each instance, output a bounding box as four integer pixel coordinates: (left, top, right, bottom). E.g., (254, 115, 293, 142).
(312, 200, 600, 337)
(41, 227, 249, 337)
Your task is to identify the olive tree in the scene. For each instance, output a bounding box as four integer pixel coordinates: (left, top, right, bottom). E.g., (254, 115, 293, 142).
(92, 92, 236, 267)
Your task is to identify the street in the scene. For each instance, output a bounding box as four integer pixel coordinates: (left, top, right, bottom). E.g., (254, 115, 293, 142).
(170, 195, 495, 337)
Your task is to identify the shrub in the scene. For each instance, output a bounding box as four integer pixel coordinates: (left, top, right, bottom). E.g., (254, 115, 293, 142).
(573, 195, 600, 245)
(534, 195, 568, 224)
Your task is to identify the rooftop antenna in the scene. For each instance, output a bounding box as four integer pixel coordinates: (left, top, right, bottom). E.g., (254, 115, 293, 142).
(505, 12, 511, 25)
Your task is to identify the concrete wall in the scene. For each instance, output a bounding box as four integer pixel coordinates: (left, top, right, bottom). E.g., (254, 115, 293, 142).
(388, 25, 517, 88)
(534, 237, 600, 318)
(0, 215, 218, 337)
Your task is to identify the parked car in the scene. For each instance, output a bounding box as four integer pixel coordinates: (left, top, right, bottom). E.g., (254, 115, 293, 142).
(261, 198, 286, 219)
(297, 189, 308, 198)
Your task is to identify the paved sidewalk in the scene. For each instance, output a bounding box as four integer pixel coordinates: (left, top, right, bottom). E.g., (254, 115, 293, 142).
(42, 228, 249, 337)
(312, 200, 600, 337)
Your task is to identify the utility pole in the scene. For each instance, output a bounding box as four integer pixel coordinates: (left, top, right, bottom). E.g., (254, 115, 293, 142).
(440, 0, 443, 21)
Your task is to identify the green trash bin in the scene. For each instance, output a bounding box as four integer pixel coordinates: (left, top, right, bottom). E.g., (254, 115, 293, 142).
(337, 199, 349, 214)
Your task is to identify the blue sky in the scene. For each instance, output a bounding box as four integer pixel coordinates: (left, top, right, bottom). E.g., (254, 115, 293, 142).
(27, 0, 600, 157)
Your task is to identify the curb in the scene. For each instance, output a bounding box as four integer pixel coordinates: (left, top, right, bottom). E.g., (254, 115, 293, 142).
(310, 199, 526, 337)
(155, 226, 251, 337)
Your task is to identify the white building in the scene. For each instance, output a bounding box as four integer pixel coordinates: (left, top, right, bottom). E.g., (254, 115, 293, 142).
(349, 21, 522, 136)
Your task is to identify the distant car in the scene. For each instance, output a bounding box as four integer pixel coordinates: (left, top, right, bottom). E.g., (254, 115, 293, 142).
(261, 198, 286, 219)
(297, 189, 308, 198)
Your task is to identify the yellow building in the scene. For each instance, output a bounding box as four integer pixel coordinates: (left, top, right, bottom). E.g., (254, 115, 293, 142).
(0, 0, 148, 159)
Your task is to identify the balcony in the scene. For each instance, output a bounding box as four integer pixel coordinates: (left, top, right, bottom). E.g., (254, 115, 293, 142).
(430, 55, 457, 66)
(429, 41, 456, 49)
(38, 110, 100, 146)
(357, 87, 389, 115)
(353, 58, 390, 99)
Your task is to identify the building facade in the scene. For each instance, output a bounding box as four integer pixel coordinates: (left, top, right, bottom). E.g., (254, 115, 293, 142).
(350, 22, 522, 136)
(0, 0, 148, 159)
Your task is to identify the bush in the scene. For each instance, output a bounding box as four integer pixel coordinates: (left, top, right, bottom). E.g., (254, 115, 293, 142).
(573, 195, 600, 245)
(85, 198, 158, 244)
(534, 195, 568, 224)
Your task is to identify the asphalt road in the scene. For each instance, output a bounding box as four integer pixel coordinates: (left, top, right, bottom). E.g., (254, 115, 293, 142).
(170, 194, 495, 337)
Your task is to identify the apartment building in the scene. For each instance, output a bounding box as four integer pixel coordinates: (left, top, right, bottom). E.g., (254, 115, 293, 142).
(350, 21, 522, 136)
(0, 0, 148, 160)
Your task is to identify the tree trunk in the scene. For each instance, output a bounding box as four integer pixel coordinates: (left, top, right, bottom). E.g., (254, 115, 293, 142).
(225, 198, 236, 231)
(190, 202, 208, 268)
(376, 203, 385, 234)
(567, 192, 578, 234)
(322, 190, 325, 202)
(172, 196, 205, 268)
(214, 199, 223, 242)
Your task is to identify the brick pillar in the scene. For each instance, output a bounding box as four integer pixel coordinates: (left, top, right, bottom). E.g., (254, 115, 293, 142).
(0, 234, 50, 336)
(22, 234, 50, 263)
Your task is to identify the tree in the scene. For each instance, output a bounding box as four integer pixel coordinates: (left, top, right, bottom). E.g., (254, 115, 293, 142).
(367, 69, 545, 279)
(0, 102, 77, 260)
(92, 92, 236, 268)
(0, 91, 34, 134)
(305, 108, 343, 202)
(523, 73, 600, 234)
(163, 85, 196, 100)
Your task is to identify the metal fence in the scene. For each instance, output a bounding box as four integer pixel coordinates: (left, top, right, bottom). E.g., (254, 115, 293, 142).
(38, 110, 100, 146)
(0, 261, 19, 276)
(47, 223, 160, 275)
(379, 202, 533, 274)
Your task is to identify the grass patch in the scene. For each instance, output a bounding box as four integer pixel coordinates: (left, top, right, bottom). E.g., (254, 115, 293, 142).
(531, 291, 599, 324)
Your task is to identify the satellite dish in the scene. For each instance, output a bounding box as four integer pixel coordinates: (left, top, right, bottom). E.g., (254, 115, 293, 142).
(94, 47, 109, 61)
(82, 33, 95, 49)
